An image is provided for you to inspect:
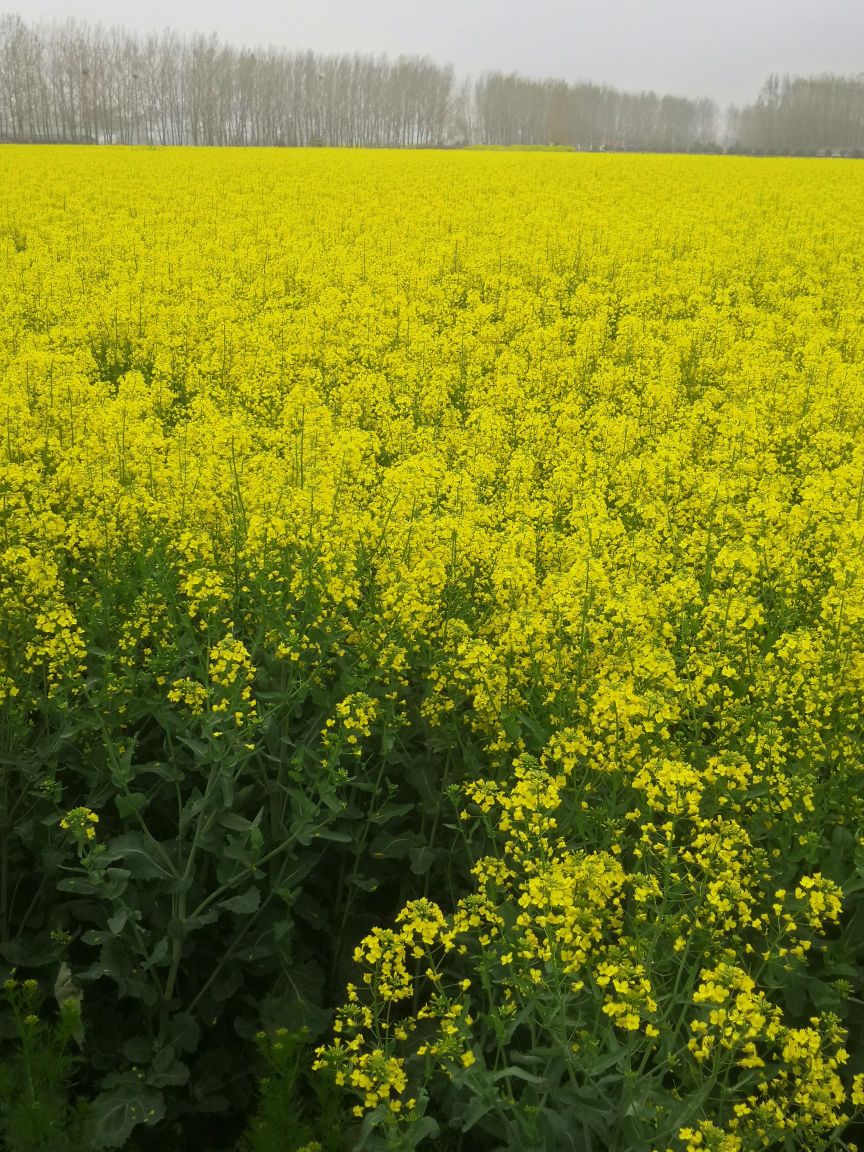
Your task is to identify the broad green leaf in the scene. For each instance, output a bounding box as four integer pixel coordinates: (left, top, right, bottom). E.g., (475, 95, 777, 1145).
(368, 801, 416, 824)
(220, 886, 261, 914)
(168, 1012, 201, 1053)
(122, 1035, 153, 1064)
(148, 1044, 189, 1088)
(100, 833, 175, 880)
(89, 1080, 165, 1148)
(115, 792, 150, 818)
(107, 908, 129, 935)
(409, 844, 436, 874)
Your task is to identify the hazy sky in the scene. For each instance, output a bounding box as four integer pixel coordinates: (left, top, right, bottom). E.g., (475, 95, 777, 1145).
(21, 0, 864, 106)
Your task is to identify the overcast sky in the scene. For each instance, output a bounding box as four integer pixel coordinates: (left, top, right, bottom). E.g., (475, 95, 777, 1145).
(20, 0, 864, 106)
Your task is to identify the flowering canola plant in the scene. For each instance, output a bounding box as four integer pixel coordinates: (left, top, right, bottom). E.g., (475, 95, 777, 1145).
(2, 146, 864, 1150)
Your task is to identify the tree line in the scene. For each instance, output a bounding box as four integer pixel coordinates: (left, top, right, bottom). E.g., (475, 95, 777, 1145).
(0, 14, 862, 154)
(0, 16, 457, 146)
(728, 74, 864, 156)
(474, 73, 718, 151)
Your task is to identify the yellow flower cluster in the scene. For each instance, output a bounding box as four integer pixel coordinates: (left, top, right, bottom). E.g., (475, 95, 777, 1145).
(167, 634, 258, 733)
(322, 691, 380, 760)
(321, 754, 853, 1145)
(59, 806, 100, 841)
(687, 962, 848, 1141)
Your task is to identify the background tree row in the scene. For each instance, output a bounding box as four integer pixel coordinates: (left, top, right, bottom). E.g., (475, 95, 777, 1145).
(0, 15, 862, 157)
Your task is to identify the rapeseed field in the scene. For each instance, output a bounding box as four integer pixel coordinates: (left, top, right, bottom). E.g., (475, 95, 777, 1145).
(2, 146, 864, 1152)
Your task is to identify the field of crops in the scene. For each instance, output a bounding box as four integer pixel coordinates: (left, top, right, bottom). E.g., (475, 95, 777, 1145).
(2, 147, 864, 1152)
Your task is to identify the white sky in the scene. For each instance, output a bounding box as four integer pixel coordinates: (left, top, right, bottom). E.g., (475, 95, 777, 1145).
(19, 0, 864, 107)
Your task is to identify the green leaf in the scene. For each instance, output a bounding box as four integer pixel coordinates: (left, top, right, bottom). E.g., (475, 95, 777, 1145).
(89, 1079, 165, 1148)
(140, 760, 185, 782)
(100, 833, 175, 880)
(405, 757, 441, 807)
(218, 811, 257, 831)
(220, 886, 261, 914)
(115, 792, 150, 818)
(315, 829, 352, 843)
(141, 937, 170, 972)
(491, 1065, 546, 1084)
(211, 967, 243, 1002)
(58, 871, 125, 897)
(184, 908, 221, 932)
(176, 733, 209, 759)
(87, 938, 131, 984)
(454, 1087, 497, 1133)
(370, 831, 424, 860)
(349, 873, 379, 892)
(168, 1012, 200, 1054)
(0, 936, 58, 967)
(148, 1044, 189, 1088)
(122, 1036, 153, 1064)
(409, 845, 435, 874)
(107, 908, 129, 935)
(368, 801, 416, 824)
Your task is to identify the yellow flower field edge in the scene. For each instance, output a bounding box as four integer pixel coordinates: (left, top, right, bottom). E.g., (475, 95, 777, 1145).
(1, 146, 864, 1151)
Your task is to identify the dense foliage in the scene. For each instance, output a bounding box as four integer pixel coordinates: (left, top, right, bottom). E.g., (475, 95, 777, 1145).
(1, 148, 864, 1152)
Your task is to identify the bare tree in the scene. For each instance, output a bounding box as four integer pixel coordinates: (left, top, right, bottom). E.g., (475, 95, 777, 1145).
(474, 70, 718, 152)
(729, 73, 864, 156)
